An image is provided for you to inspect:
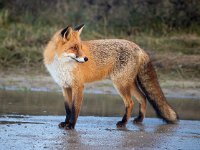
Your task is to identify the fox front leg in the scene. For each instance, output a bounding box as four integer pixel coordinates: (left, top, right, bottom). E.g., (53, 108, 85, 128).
(59, 88, 72, 128)
(59, 101, 71, 128)
(64, 86, 84, 130)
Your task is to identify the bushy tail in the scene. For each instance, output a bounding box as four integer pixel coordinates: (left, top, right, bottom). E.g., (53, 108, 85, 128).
(137, 61, 178, 123)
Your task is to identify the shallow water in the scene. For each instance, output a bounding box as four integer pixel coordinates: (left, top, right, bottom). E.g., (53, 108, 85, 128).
(1, 90, 200, 150)
(0, 90, 200, 120)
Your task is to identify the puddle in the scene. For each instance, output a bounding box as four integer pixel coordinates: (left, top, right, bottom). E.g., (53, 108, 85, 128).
(0, 90, 200, 120)
(0, 121, 44, 125)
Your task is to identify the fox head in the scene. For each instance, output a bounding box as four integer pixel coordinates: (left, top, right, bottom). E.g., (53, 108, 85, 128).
(55, 24, 88, 63)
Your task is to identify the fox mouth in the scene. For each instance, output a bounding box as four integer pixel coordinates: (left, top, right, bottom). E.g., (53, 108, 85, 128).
(64, 53, 88, 63)
(70, 56, 88, 63)
(70, 57, 84, 63)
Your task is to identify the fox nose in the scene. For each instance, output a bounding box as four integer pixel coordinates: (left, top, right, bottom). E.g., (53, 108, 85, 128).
(84, 57, 88, 62)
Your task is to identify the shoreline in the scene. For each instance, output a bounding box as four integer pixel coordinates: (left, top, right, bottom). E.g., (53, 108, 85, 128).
(0, 72, 200, 99)
(1, 85, 200, 100)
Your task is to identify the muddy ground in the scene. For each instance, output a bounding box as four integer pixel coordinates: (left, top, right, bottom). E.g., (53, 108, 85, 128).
(0, 115, 200, 150)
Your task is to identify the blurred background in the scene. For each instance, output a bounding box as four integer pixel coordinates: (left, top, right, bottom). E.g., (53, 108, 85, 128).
(0, 0, 200, 73)
(0, 0, 200, 119)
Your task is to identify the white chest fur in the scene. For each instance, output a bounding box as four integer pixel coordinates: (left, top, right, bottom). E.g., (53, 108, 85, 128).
(45, 54, 76, 87)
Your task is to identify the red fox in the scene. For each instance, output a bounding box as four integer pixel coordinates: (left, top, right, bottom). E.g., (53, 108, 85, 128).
(43, 24, 178, 130)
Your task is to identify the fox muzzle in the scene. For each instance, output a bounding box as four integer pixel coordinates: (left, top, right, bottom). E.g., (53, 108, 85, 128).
(64, 53, 88, 63)
(74, 56, 88, 63)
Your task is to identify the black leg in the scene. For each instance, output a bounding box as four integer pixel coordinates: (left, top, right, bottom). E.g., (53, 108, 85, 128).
(64, 86, 84, 130)
(65, 101, 71, 123)
(59, 101, 71, 128)
(116, 107, 128, 127)
(134, 105, 144, 123)
(65, 103, 76, 130)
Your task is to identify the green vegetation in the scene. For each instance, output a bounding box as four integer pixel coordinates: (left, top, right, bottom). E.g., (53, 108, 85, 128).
(0, 0, 200, 78)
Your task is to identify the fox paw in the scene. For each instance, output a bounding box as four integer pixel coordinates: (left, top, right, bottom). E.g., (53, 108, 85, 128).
(64, 123, 74, 130)
(133, 117, 143, 124)
(116, 121, 126, 127)
(58, 122, 68, 128)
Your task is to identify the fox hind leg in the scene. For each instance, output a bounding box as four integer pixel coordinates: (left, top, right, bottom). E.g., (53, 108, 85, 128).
(113, 82, 134, 127)
(131, 82, 147, 123)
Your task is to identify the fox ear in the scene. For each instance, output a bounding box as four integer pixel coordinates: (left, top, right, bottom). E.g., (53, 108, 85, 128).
(74, 24, 84, 35)
(61, 26, 72, 40)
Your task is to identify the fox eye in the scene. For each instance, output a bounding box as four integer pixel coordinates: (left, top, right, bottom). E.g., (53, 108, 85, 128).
(72, 45, 79, 50)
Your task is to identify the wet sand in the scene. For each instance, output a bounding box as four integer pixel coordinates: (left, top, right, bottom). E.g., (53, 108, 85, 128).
(0, 115, 200, 150)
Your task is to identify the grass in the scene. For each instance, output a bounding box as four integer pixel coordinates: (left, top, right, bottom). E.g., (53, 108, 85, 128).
(131, 34, 200, 55)
(0, 23, 53, 68)
(0, 22, 200, 79)
(0, 0, 200, 79)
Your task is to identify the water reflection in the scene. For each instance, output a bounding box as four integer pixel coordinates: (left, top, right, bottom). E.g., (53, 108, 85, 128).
(0, 90, 200, 120)
(54, 118, 180, 149)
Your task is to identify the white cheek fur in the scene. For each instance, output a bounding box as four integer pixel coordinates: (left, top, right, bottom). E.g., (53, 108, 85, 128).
(58, 53, 75, 63)
(64, 53, 76, 58)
